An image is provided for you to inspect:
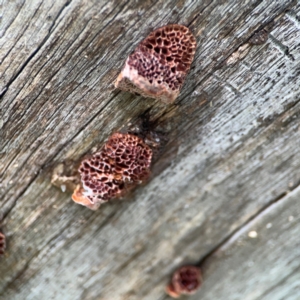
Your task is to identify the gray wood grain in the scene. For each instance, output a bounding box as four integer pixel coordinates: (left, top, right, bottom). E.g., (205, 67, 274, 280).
(0, 0, 300, 299)
(197, 186, 300, 300)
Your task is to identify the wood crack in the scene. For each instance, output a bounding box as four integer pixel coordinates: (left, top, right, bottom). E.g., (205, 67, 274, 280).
(269, 33, 295, 61)
(0, 205, 118, 294)
(0, 0, 44, 73)
(1, 0, 132, 148)
(1, 91, 121, 221)
(198, 180, 300, 268)
(0, 0, 72, 101)
(1, 2, 144, 217)
(178, 0, 297, 105)
(286, 9, 300, 28)
(1, 3, 137, 214)
(0, 0, 25, 40)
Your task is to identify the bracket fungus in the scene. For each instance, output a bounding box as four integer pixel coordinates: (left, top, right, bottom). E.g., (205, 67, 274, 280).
(0, 232, 6, 256)
(166, 266, 202, 298)
(72, 133, 153, 210)
(115, 24, 197, 104)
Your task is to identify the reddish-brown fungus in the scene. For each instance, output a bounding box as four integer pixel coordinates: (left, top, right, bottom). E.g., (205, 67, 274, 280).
(0, 232, 6, 256)
(72, 133, 153, 210)
(115, 24, 197, 104)
(166, 266, 202, 298)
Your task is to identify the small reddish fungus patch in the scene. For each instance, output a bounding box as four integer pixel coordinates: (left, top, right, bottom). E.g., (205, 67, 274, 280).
(249, 29, 269, 45)
(0, 232, 6, 256)
(115, 24, 197, 104)
(166, 266, 202, 298)
(72, 133, 153, 210)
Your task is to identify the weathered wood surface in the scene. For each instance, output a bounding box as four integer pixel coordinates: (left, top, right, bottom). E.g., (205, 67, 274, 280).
(1, 0, 300, 299)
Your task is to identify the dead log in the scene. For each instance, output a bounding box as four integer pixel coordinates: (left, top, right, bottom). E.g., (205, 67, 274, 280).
(1, 0, 300, 299)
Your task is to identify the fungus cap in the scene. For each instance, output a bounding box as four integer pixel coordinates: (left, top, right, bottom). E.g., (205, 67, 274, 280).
(115, 24, 197, 104)
(166, 266, 202, 298)
(72, 133, 153, 210)
(0, 232, 6, 256)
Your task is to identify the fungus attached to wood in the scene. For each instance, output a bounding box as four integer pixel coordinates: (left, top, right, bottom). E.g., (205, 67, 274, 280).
(115, 24, 197, 104)
(72, 133, 153, 210)
(0, 232, 6, 256)
(166, 266, 202, 298)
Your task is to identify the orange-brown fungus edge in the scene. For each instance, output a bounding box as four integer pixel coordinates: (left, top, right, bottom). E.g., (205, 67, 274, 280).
(166, 266, 202, 298)
(115, 24, 197, 104)
(72, 133, 153, 210)
(0, 232, 6, 256)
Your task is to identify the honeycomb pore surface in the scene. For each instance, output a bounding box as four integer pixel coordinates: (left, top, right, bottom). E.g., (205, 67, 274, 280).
(115, 24, 197, 103)
(72, 133, 153, 209)
(172, 266, 202, 295)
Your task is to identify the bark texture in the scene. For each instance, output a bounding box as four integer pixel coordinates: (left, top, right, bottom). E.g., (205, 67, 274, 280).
(1, 0, 300, 299)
